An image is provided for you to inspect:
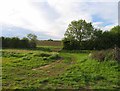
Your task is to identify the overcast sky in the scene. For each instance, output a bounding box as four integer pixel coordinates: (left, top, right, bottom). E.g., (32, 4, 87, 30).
(0, 0, 119, 40)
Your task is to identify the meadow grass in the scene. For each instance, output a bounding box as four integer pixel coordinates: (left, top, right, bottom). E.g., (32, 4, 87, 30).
(2, 47, 120, 90)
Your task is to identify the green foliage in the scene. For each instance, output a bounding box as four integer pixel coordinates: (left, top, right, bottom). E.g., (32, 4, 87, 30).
(48, 53, 60, 60)
(63, 19, 120, 50)
(62, 38, 80, 50)
(27, 33, 37, 48)
(40, 53, 51, 57)
(1, 33, 38, 49)
(2, 48, 120, 90)
(48, 39, 53, 41)
(47, 54, 119, 89)
(27, 33, 37, 41)
(63, 19, 94, 50)
(110, 25, 120, 34)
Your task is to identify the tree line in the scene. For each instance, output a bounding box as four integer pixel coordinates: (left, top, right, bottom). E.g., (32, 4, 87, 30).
(1, 34, 37, 49)
(63, 19, 120, 50)
(1, 19, 120, 50)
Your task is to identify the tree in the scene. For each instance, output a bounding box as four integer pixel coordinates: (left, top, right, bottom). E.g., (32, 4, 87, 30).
(27, 33, 37, 41)
(27, 33, 37, 48)
(110, 25, 120, 34)
(63, 19, 94, 50)
(20, 37, 29, 48)
(110, 25, 120, 47)
(48, 39, 53, 41)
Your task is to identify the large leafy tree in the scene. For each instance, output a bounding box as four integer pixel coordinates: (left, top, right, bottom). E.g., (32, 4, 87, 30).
(64, 20, 94, 42)
(63, 19, 94, 49)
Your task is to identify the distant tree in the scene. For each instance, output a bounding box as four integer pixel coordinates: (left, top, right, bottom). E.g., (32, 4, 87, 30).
(27, 33, 37, 41)
(1, 34, 38, 49)
(48, 39, 53, 41)
(10, 37, 20, 48)
(20, 37, 29, 48)
(27, 33, 37, 48)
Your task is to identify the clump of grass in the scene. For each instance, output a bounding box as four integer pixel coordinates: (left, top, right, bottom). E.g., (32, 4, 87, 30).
(2, 51, 25, 58)
(33, 52, 61, 61)
(33, 52, 51, 57)
(43, 57, 48, 60)
(40, 53, 51, 57)
(48, 53, 60, 60)
(22, 56, 31, 60)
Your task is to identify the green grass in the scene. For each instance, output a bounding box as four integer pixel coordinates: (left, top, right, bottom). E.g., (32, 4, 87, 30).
(47, 54, 119, 89)
(1, 47, 120, 90)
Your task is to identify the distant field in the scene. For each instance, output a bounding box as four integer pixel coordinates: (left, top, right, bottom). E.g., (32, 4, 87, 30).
(37, 40, 62, 46)
(1, 47, 120, 90)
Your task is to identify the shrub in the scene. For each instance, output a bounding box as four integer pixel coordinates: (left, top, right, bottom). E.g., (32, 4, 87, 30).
(91, 47, 120, 62)
(91, 50, 106, 61)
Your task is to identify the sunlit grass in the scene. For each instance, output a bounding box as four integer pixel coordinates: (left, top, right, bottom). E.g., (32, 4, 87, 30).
(2, 48, 120, 90)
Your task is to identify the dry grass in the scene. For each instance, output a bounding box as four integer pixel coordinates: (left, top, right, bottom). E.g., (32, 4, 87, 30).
(37, 40, 62, 46)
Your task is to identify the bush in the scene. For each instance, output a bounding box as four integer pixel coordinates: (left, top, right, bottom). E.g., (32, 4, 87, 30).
(91, 47, 120, 62)
(91, 50, 106, 61)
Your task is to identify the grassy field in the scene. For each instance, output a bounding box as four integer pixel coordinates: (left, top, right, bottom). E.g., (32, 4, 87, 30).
(1, 46, 120, 90)
(37, 40, 62, 47)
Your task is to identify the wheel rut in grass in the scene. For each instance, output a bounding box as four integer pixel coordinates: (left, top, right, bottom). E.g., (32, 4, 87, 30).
(32, 60, 62, 70)
(32, 57, 76, 77)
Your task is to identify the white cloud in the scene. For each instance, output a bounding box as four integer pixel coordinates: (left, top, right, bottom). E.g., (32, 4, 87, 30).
(103, 23, 118, 31)
(93, 22, 118, 31)
(0, 0, 119, 39)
